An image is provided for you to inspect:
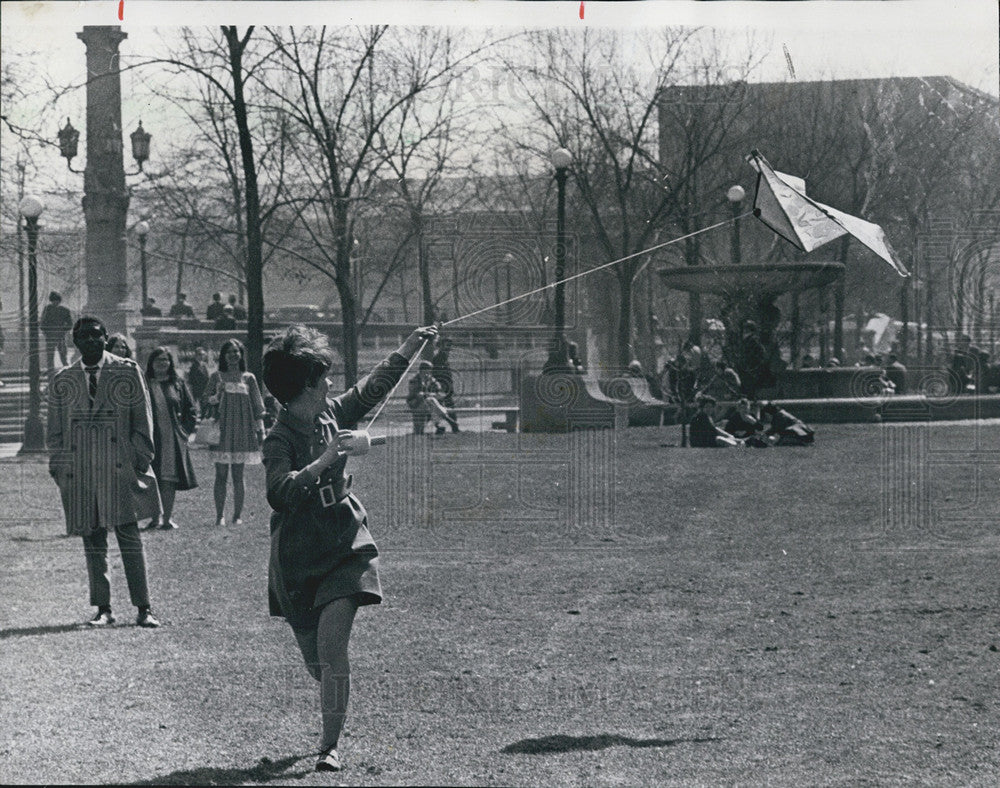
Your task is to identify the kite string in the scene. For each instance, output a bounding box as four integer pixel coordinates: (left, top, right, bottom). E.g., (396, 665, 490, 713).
(365, 337, 431, 429)
(440, 212, 752, 328)
(366, 211, 751, 431)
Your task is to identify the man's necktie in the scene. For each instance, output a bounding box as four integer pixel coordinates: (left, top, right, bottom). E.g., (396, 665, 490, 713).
(85, 366, 98, 407)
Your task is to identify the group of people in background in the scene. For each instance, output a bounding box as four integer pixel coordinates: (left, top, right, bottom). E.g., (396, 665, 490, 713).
(206, 292, 247, 330)
(45, 317, 271, 624)
(689, 396, 815, 448)
(52, 324, 266, 532)
(947, 334, 1000, 395)
(140, 291, 248, 329)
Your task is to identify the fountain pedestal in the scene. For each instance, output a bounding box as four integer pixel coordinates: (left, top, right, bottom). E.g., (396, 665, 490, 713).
(659, 262, 845, 392)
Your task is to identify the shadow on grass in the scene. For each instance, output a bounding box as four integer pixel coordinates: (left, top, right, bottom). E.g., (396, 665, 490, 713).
(127, 755, 311, 785)
(0, 623, 85, 640)
(502, 734, 721, 755)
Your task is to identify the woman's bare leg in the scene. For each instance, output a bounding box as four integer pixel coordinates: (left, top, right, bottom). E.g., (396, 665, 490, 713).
(231, 463, 245, 521)
(315, 597, 359, 752)
(160, 482, 177, 523)
(213, 463, 228, 521)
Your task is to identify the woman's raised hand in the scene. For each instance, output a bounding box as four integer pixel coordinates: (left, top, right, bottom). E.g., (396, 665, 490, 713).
(399, 324, 439, 358)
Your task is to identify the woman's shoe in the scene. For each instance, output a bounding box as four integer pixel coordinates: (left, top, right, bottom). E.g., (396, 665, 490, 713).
(143, 520, 161, 531)
(214, 518, 225, 527)
(315, 747, 341, 772)
(159, 520, 178, 530)
(232, 517, 243, 526)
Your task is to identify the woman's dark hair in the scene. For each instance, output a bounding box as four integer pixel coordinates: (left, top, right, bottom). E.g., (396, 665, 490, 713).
(218, 338, 247, 372)
(145, 346, 178, 384)
(106, 333, 132, 359)
(262, 325, 333, 405)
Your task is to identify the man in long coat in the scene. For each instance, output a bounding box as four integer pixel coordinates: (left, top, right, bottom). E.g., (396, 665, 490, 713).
(47, 316, 163, 628)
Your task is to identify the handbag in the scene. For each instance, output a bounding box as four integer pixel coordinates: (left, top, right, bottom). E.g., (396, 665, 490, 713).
(194, 418, 220, 447)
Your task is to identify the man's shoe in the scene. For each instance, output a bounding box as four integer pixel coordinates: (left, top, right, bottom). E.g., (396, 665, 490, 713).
(159, 520, 178, 530)
(316, 747, 341, 772)
(136, 609, 161, 628)
(142, 520, 160, 531)
(87, 609, 115, 627)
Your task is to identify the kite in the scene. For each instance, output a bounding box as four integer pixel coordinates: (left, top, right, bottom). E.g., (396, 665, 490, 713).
(746, 149, 909, 277)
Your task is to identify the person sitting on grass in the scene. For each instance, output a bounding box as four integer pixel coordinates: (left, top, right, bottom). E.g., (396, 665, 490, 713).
(688, 395, 744, 448)
(724, 397, 769, 447)
(406, 359, 456, 434)
(697, 359, 743, 402)
(760, 401, 815, 446)
(261, 322, 438, 773)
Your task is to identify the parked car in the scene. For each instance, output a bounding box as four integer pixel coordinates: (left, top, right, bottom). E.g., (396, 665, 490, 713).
(265, 304, 326, 323)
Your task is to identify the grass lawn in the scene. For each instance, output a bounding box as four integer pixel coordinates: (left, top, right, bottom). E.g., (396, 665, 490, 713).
(1, 421, 999, 786)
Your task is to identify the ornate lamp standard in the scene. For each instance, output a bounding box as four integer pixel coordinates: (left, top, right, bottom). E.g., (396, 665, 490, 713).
(543, 147, 572, 372)
(18, 196, 46, 454)
(726, 184, 746, 265)
(135, 220, 150, 311)
(58, 117, 150, 174)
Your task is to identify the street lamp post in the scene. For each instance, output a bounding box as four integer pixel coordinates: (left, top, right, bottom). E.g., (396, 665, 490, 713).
(19, 196, 46, 454)
(544, 147, 572, 372)
(136, 220, 150, 312)
(727, 185, 745, 266)
(503, 252, 515, 325)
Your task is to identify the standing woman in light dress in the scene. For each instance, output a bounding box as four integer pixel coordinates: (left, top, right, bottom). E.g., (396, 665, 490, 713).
(204, 339, 265, 526)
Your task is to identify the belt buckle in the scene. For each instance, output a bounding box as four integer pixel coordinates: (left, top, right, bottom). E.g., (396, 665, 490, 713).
(319, 483, 337, 508)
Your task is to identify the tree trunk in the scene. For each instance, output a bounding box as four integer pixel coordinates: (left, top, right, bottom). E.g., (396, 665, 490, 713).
(176, 218, 190, 302)
(685, 233, 702, 347)
(834, 236, 848, 362)
(900, 279, 909, 362)
(416, 212, 433, 324)
(223, 26, 265, 382)
(790, 292, 801, 368)
(400, 264, 409, 324)
(617, 270, 633, 368)
(925, 278, 934, 363)
(334, 205, 359, 387)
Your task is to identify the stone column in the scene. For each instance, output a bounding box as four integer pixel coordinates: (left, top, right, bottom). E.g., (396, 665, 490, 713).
(78, 26, 131, 336)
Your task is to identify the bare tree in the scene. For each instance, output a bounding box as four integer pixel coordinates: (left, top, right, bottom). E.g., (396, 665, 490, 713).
(499, 28, 761, 368)
(256, 26, 490, 386)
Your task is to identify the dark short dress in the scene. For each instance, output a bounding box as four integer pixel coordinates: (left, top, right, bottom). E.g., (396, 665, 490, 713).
(263, 352, 410, 629)
(149, 378, 199, 490)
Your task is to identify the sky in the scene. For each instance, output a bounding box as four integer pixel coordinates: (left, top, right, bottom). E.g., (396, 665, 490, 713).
(2, 0, 998, 96)
(1, 0, 996, 313)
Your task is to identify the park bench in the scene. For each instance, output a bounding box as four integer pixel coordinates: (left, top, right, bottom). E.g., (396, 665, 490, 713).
(388, 400, 519, 434)
(450, 405, 520, 432)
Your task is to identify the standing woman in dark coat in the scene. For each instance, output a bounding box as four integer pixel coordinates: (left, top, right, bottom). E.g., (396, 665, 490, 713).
(145, 347, 199, 529)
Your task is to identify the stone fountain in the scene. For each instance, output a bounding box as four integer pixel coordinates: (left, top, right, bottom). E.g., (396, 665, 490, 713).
(659, 261, 845, 392)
